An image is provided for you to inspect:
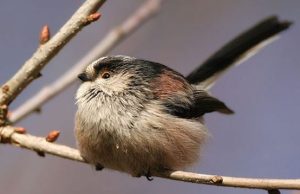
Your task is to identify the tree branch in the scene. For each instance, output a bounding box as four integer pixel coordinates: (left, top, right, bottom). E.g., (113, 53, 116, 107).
(1, 0, 298, 192)
(0, 126, 84, 162)
(0, 125, 299, 190)
(10, 0, 161, 124)
(0, 0, 106, 106)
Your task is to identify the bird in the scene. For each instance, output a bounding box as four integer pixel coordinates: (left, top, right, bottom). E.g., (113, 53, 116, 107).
(74, 16, 291, 180)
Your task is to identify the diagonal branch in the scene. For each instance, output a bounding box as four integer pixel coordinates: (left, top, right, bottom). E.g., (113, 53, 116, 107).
(1, 0, 298, 192)
(0, 125, 300, 190)
(0, 126, 84, 162)
(0, 0, 106, 106)
(10, 0, 162, 124)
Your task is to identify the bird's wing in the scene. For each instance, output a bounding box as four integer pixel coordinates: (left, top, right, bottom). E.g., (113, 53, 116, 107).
(162, 90, 233, 119)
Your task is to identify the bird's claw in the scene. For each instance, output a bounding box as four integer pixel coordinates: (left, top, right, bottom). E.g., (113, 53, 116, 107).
(145, 169, 153, 181)
(145, 175, 153, 181)
(95, 163, 104, 171)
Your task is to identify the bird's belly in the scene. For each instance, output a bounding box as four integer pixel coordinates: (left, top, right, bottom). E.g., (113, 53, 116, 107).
(75, 109, 146, 175)
(76, 125, 156, 176)
(75, 108, 207, 176)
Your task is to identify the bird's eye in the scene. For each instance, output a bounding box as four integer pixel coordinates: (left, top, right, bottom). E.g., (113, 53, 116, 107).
(102, 72, 110, 79)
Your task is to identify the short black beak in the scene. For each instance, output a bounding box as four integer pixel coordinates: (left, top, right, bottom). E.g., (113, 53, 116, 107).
(78, 73, 91, 82)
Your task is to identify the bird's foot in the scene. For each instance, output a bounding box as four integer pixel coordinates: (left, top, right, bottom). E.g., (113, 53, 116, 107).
(144, 168, 153, 181)
(133, 168, 153, 181)
(95, 163, 104, 171)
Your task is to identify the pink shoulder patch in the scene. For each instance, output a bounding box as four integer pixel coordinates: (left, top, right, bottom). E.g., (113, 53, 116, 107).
(152, 70, 189, 99)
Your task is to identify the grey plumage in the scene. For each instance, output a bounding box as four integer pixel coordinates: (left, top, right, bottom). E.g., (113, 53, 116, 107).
(75, 16, 292, 178)
(75, 56, 225, 177)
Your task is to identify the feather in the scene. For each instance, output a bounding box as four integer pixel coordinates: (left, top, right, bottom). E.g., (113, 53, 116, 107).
(186, 16, 292, 90)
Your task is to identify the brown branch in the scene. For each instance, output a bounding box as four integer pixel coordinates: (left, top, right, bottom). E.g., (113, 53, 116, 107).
(0, 0, 106, 106)
(10, 0, 162, 124)
(2, 0, 298, 191)
(156, 171, 300, 190)
(0, 126, 84, 162)
(0, 125, 299, 190)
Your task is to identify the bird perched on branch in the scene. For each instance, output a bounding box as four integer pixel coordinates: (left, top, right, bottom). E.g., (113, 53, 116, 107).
(75, 16, 292, 180)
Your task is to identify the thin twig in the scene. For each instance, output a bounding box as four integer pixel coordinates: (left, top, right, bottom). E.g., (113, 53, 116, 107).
(0, 126, 84, 162)
(10, 0, 162, 124)
(0, 0, 106, 106)
(0, 125, 299, 190)
(156, 171, 300, 190)
(2, 0, 298, 191)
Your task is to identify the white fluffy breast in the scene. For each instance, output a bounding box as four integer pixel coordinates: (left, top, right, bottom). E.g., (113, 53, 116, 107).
(75, 83, 144, 137)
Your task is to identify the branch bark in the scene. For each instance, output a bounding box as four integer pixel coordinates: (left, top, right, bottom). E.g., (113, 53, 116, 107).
(10, 0, 161, 124)
(0, 126, 84, 162)
(0, 125, 299, 190)
(1, 0, 298, 192)
(0, 0, 106, 106)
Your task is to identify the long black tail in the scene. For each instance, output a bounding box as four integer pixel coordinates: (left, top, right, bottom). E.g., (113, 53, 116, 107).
(186, 16, 292, 89)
